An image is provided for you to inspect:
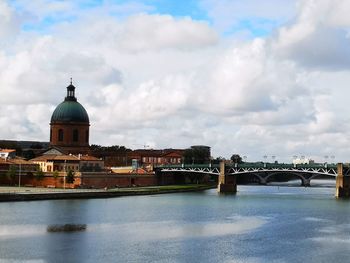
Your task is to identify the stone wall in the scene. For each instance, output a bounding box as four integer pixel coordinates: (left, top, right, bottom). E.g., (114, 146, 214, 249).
(81, 172, 157, 188)
(0, 172, 81, 188)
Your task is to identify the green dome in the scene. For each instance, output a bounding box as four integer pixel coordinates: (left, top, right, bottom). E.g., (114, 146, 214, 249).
(51, 100, 89, 123)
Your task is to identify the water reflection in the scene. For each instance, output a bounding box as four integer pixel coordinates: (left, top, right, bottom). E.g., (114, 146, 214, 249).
(88, 216, 266, 241)
(0, 186, 349, 263)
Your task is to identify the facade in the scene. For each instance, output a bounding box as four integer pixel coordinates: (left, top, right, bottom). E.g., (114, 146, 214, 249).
(127, 149, 185, 167)
(30, 148, 104, 172)
(31, 154, 80, 172)
(0, 149, 16, 160)
(292, 158, 315, 165)
(50, 81, 90, 154)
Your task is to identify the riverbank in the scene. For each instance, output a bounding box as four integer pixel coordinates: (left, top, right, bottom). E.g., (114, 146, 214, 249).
(0, 184, 215, 202)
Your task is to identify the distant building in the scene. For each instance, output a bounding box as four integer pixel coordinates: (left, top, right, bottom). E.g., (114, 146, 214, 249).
(50, 81, 90, 154)
(127, 149, 185, 167)
(0, 149, 16, 159)
(30, 148, 104, 172)
(292, 158, 314, 165)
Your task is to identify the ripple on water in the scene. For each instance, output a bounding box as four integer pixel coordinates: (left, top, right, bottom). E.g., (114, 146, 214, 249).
(88, 216, 267, 241)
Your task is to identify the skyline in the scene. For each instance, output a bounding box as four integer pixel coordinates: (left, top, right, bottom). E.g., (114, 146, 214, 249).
(1, 0, 350, 162)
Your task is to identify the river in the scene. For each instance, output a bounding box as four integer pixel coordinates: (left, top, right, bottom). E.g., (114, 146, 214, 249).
(0, 180, 349, 263)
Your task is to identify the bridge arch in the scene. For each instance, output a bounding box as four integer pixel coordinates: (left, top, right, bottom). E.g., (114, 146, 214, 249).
(264, 172, 308, 186)
(235, 173, 265, 185)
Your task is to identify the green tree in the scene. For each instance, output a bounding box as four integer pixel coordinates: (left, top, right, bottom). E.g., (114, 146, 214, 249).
(183, 147, 210, 164)
(212, 156, 225, 164)
(53, 170, 59, 180)
(230, 154, 243, 164)
(35, 168, 44, 181)
(6, 165, 17, 184)
(66, 170, 75, 184)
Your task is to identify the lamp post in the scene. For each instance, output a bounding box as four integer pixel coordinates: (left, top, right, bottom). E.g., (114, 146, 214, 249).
(331, 155, 335, 163)
(64, 160, 66, 189)
(263, 155, 267, 168)
(18, 162, 21, 189)
(263, 155, 267, 161)
(324, 155, 329, 163)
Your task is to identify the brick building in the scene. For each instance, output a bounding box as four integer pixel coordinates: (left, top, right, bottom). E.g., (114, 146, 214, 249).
(127, 149, 185, 167)
(50, 81, 90, 154)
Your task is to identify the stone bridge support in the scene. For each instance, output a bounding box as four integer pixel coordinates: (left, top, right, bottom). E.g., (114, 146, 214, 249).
(336, 163, 350, 198)
(301, 178, 311, 187)
(218, 161, 237, 193)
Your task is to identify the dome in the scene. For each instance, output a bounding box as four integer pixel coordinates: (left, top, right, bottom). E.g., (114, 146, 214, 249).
(50, 82, 90, 123)
(51, 100, 89, 123)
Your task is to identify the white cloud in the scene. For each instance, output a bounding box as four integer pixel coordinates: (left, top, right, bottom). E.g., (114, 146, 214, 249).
(116, 14, 218, 52)
(2, 0, 350, 162)
(0, 1, 20, 44)
(275, 0, 350, 69)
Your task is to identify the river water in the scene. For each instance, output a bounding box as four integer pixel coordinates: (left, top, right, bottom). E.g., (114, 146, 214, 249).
(0, 181, 349, 263)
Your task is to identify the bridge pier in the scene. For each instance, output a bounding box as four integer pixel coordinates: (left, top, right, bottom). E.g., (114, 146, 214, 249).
(336, 163, 350, 198)
(259, 178, 267, 185)
(218, 161, 237, 193)
(301, 179, 310, 187)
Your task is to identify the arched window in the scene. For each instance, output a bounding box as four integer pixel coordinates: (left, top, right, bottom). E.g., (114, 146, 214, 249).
(73, 129, 79, 142)
(50, 129, 52, 142)
(85, 130, 89, 143)
(58, 129, 64, 142)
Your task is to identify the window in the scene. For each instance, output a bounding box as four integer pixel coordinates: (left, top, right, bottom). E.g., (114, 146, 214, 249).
(73, 129, 79, 142)
(58, 129, 64, 141)
(50, 129, 52, 141)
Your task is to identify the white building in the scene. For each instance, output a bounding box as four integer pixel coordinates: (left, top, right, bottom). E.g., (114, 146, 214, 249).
(0, 149, 16, 160)
(292, 158, 314, 165)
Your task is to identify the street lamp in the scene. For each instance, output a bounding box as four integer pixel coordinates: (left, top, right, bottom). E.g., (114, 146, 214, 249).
(331, 155, 335, 163)
(272, 155, 276, 163)
(324, 155, 329, 163)
(18, 162, 21, 189)
(64, 160, 66, 189)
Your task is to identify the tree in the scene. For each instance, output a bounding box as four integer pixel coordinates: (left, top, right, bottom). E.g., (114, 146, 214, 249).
(35, 168, 44, 181)
(183, 147, 211, 164)
(212, 156, 225, 164)
(66, 170, 75, 184)
(230, 154, 243, 164)
(53, 171, 59, 180)
(6, 165, 17, 184)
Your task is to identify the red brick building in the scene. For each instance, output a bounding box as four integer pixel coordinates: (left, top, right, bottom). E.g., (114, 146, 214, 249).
(127, 149, 185, 167)
(50, 81, 90, 154)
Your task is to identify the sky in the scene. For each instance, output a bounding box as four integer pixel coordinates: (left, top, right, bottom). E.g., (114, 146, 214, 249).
(1, 0, 350, 163)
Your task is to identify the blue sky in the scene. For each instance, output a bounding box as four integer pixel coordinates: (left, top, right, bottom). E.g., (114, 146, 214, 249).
(2, 0, 350, 161)
(12, 0, 292, 38)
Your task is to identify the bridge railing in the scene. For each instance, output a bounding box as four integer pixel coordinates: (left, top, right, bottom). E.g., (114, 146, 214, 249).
(155, 163, 337, 170)
(154, 164, 220, 169)
(229, 163, 338, 169)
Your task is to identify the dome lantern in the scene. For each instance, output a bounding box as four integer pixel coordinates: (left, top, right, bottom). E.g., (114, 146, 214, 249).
(65, 78, 77, 102)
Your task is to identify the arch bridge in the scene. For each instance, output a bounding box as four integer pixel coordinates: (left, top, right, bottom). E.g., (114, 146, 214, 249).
(155, 162, 350, 198)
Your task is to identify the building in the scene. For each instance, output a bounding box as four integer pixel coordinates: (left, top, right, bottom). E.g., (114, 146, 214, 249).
(0, 149, 16, 160)
(30, 148, 104, 172)
(292, 158, 315, 165)
(127, 149, 185, 167)
(50, 81, 90, 154)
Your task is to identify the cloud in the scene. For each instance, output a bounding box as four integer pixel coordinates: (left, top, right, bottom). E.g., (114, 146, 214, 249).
(2, 0, 350, 162)
(0, 1, 20, 44)
(199, 0, 296, 35)
(275, 0, 350, 69)
(117, 14, 219, 52)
